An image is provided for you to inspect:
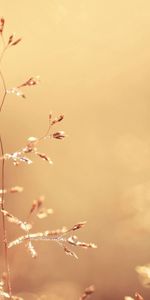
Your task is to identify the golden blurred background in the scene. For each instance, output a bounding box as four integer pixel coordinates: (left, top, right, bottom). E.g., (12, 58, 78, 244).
(1, 1, 150, 299)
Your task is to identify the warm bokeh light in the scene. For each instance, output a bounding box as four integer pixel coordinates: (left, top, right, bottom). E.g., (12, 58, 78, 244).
(1, 1, 150, 299)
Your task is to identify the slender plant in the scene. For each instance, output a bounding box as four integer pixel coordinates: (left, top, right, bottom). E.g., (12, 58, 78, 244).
(0, 18, 97, 300)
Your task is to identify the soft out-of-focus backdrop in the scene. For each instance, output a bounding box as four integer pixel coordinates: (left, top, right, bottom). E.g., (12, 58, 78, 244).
(0, 1, 150, 299)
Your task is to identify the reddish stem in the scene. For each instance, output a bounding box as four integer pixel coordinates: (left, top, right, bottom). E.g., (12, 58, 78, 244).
(0, 36, 12, 298)
(0, 136, 12, 298)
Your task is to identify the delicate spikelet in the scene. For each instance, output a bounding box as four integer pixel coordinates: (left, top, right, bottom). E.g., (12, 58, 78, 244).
(37, 208, 53, 219)
(67, 236, 97, 249)
(49, 112, 52, 121)
(53, 131, 66, 140)
(124, 296, 144, 300)
(45, 227, 67, 236)
(27, 137, 38, 143)
(1, 113, 65, 167)
(0, 272, 6, 292)
(8, 221, 97, 260)
(20, 222, 32, 232)
(7, 76, 39, 99)
(12, 297, 24, 300)
(1, 210, 32, 232)
(36, 195, 45, 209)
(15, 156, 32, 165)
(51, 114, 64, 125)
(136, 264, 150, 287)
(6, 33, 22, 47)
(79, 285, 95, 300)
(8, 34, 14, 45)
(26, 137, 38, 150)
(0, 290, 24, 299)
(0, 290, 10, 298)
(135, 293, 144, 300)
(0, 186, 23, 194)
(0, 18, 5, 34)
(1, 272, 7, 284)
(75, 241, 97, 249)
(18, 76, 40, 88)
(11, 38, 22, 46)
(63, 246, 78, 259)
(0, 273, 23, 300)
(26, 241, 37, 259)
(8, 235, 26, 248)
(35, 152, 53, 164)
(7, 87, 26, 98)
(3, 151, 33, 165)
(10, 186, 23, 193)
(0, 189, 7, 194)
(67, 235, 79, 245)
(30, 201, 38, 215)
(71, 221, 87, 231)
(29, 195, 45, 215)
